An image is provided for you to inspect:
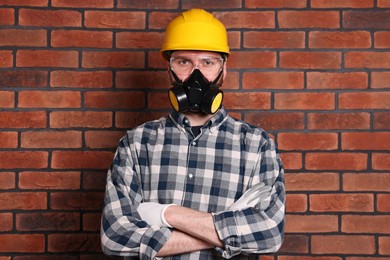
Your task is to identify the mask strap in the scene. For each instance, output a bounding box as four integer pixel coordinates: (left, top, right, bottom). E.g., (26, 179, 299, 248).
(170, 68, 183, 85)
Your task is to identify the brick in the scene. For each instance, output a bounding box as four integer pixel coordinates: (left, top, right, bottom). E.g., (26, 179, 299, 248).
(0, 172, 15, 189)
(85, 11, 145, 29)
(228, 51, 276, 69)
(148, 92, 177, 110)
(378, 0, 390, 7)
(115, 111, 167, 129)
(339, 92, 390, 109)
(85, 131, 124, 149)
(50, 192, 104, 210)
(0, 70, 47, 87)
(285, 172, 339, 191)
(214, 11, 274, 29)
(279, 234, 308, 254)
(0, 131, 17, 148)
(286, 215, 338, 233)
(84, 91, 145, 109)
(280, 153, 302, 170)
(51, 0, 114, 8)
(246, 0, 306, 8)
(286, 194, 307, 212)
(305, 153, 367, 170)
(82, 51, 144, 68)
(16, 212, 80, 231)
(51, 70, 112, 88)
(343, 173, 390, 191)
(19, 171, 80, 189)
(19, 9, 81, 27)
(378, 194, 390, 212)
(279, 133, 338, 151)
(244, 31, 305, 48)
(374, 112, 390, 129)
(224, 92, 271, 110)
(243, 72, 304, 89)
(312, 235, 375, 254)
(375, 32, 390, 48)
(0, 8, 14, 25)
(149, 11, 180, 29)
(82, 171, 107, 190)
(0, 213, 12, 231)
(343, 11, 390, 28)
(0, 234, 45, 253)
(48, 234, 100, 252)
(183, 0, 242, 9)
(379, 237, 390, 255)
(116, 32, 163, 49)
(0, 91, 14, 108)
(275, 92, 335, 110)
(310, 193, 373, 212)
(278, 257, 342, 260)
(0, 0, 48, 6)
(342, 132, 390, 150)
(21, 131, 81, 148)
(13, 256, 76, 260)
(118, 0, 177, 9)
(372, 72, 390, 88)
(116, 71, 170, 89)
(307, 72, 368, 89)
(0, 29, 47, 47)
(309, 31, 371, 48)
(51, 151, 113, 169)
(279, 11, 339, 28)
(280, 52, 341, 69)
(372, 153, 390, 170)
(308, 112, 370, 130)
(51, 30, 112, 48)
(0, 192, 47, 210)
(83, 213, 101, 231)
(17, 50, 78, 68)
(0, 50, 13, 67)
(311, 0, 374, 8)
(0, 111, 46, 128)
(18, 91, 81, 108)
(148, 50, 169, 68)
(0, 152, 48, 169)
(342, 215, 390, 233)
(50, 111, 112, 128)
(244, 112, 305, 130)
(345, 52, 390, 68)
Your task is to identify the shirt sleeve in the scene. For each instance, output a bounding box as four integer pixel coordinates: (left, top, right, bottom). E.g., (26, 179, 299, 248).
(212, 137, 285, 258)
(100, 135, 172, 259)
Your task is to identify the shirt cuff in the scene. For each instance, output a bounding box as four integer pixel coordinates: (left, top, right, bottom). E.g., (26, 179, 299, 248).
(212, 211, 242, 258)
(139, 225, 172, 260)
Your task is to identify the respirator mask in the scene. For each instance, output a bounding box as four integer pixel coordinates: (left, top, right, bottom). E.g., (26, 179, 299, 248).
(168, 56, 225, 115)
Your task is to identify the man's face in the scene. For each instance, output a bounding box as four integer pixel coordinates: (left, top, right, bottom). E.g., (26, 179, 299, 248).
(168, 50, 227, 83)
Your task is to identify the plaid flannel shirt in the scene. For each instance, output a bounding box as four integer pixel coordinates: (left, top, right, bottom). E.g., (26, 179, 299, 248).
(101, 107, 285, 260)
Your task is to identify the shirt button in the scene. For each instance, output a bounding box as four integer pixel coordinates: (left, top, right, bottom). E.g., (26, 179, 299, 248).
(184, 119, 189, 124)
(188, 173, 194, 179)
(192, 141, 196, 146)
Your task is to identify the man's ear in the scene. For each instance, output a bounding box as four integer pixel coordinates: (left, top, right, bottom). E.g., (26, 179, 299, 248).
(222, 62, 227, 80)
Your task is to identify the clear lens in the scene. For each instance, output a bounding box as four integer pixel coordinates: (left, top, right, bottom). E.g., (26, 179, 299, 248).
(170, 56, 223, 78)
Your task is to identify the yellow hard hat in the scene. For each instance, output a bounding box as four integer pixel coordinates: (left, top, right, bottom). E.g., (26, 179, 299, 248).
(161, 9, 230, 59)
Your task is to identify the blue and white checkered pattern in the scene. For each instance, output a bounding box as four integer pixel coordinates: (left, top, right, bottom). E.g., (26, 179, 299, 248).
(101, 108, 285, 259)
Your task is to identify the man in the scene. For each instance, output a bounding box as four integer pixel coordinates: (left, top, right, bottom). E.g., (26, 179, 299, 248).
(101, 8, 285, 260)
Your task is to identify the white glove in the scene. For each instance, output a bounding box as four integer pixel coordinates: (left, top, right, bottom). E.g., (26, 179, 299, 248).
(137, 202, 174, 228)
(229, 182, 271, 211)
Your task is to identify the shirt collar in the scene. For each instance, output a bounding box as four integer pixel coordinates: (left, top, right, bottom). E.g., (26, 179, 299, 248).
(169, 107, 228, 130)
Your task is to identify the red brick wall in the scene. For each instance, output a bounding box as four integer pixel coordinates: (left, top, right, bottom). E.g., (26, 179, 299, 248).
(0, 0, 389, 259)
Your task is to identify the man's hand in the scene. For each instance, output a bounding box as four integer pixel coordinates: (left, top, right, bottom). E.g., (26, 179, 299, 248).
(137, 202, 175, 228)
(229, 182, 271, 211)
